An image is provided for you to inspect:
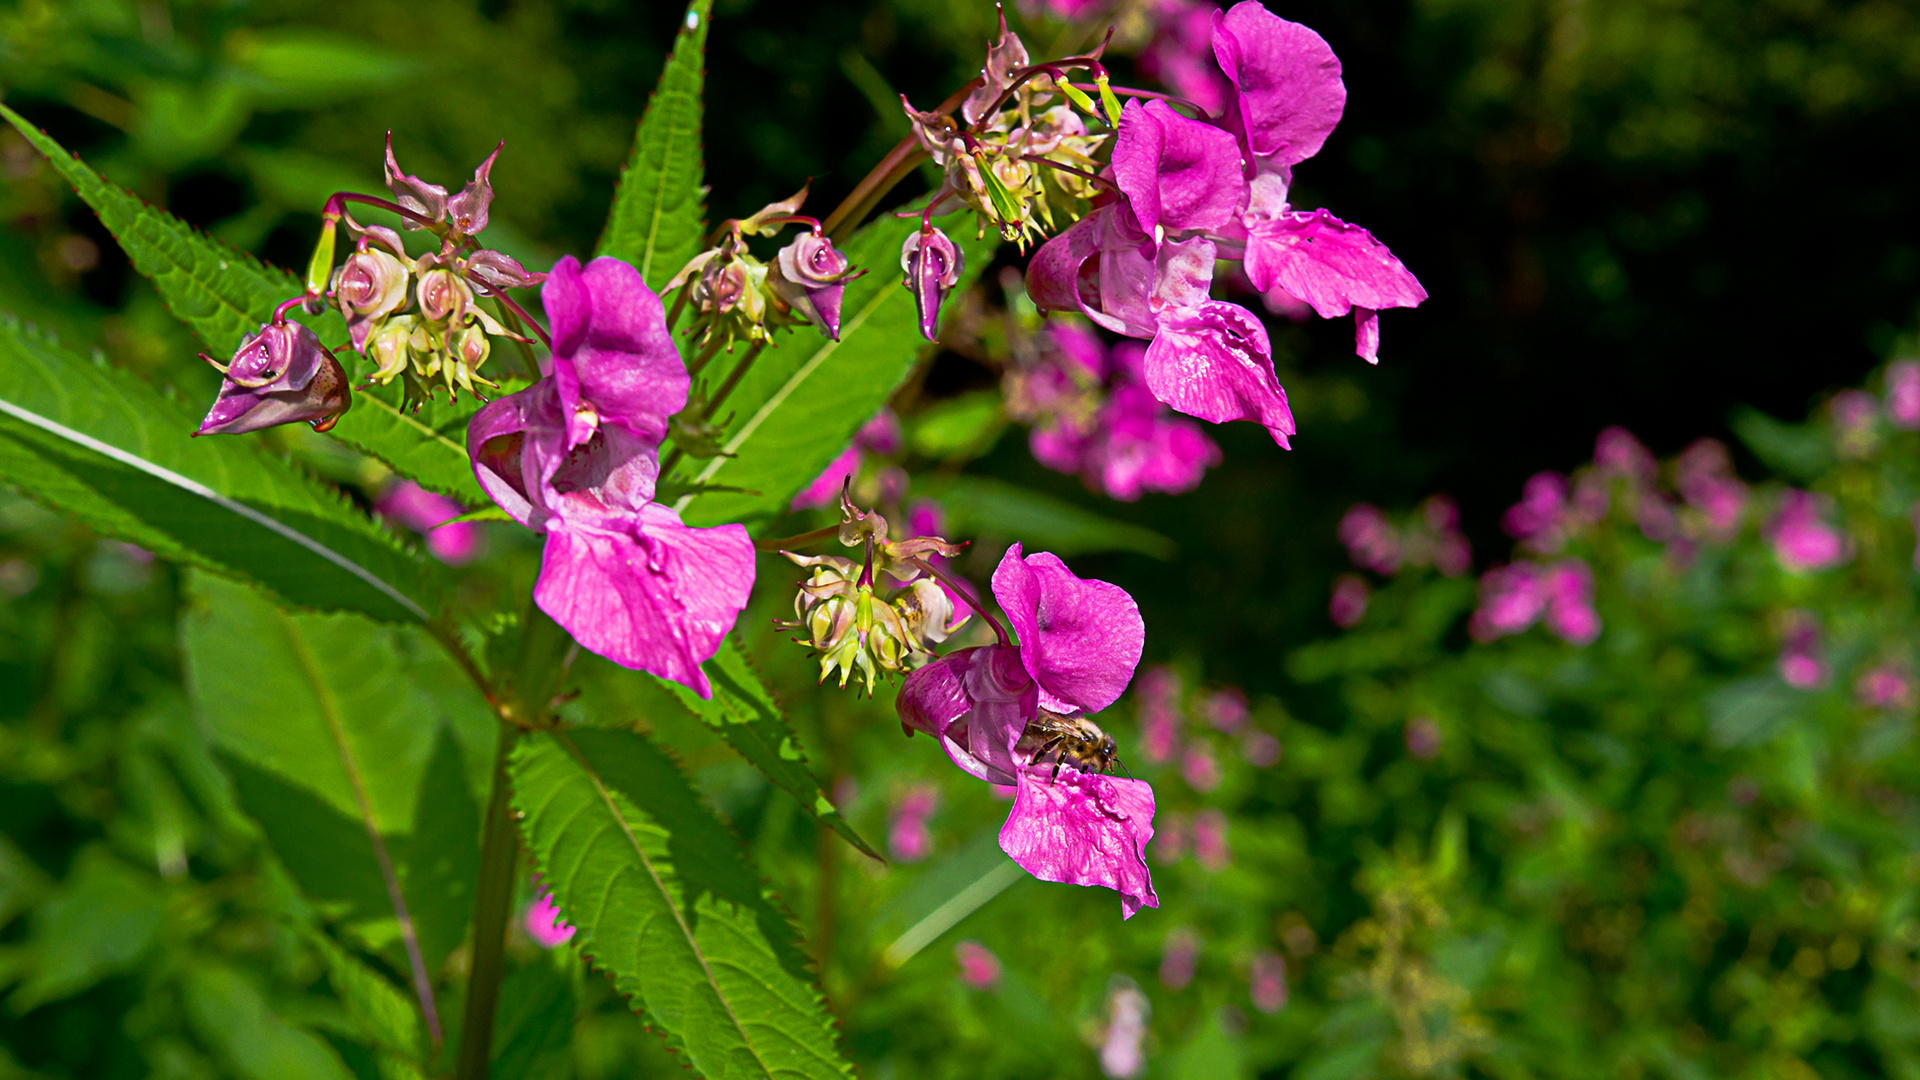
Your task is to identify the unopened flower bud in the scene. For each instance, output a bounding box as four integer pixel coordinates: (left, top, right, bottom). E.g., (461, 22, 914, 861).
(451, 324, 491, 389)
(901, 226, 964, 341)
(368, 316, 415, 382)
(418, 267, 473, 325)
(335, 249, 410, 349)
(771, 233, 861, 340)
(464, 249, 547, 291)
(197, 321, 351, 435)
(384, 134, 448, 229)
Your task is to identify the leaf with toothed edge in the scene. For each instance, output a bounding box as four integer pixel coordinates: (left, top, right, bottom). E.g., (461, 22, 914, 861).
(657, 638, 883, 861)
(595, 0, 712, 294)
(0, 103, 487, 505)
(509, 728, 854, 1080)
(0, 314, 436, 623)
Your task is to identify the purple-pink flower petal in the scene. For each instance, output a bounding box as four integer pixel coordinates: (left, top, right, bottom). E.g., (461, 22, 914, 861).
(1112, 99, 1247, 238)
(1142, 299, 1294, 446)
(1209, 1, 1346, 165)
(1242, 210, 1426, 329)
(991, 544, 1145, 715)
(533, 503, 752, 698)
(543, 255, 688, 448)
(897, 645, 1037, 785)
(998, 769, 1159, 919)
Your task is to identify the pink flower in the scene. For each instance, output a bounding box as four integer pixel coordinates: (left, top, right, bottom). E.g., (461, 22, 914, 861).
(1423, 495, 1473, 577)
(1181, 743, 1221, 792)
(377, 481, 482, 564)
(1249, 951, 1288, 1013)
(1137, 665, 1183, 764)
(1202, 687, 1249, 733)
(467, 256, 754, 697)
(1503, 472, 1569, 553)
(1338, 504, 1402, 574)
(1193, 808, 1230, 869)
(954, 940, 1003, 988)
(1777, 611, 1826, 689)
(1469, 563, 1545, 641)
(1329, 573, 1369, 628)
(1830, 389, 1881, 458)
(897, 546, 1158, 917)
(1768, 490, 1849, 572)
(1242, 731, 1282, 766)
(1592, 427, 1657, 485)
(889, 785, 939, 862)
(1155, 812, 1190, 862)
(525, 892, 575, 949)
(1160, 929, 1200, 989)
(1098, 982, 1151, 1078)
(1404, 716, 1441, 760)
(791, 409, 904, 509)
(1541, 559, 1601, 645)
(196, 319, 351, 436)
(1084, 383, 1223, 500)
(1886, 360, 1920, 429)
(1138, 0, 1233, 115)
(1856, 665, 1916, 711)
(1676, 439, 1747, 542)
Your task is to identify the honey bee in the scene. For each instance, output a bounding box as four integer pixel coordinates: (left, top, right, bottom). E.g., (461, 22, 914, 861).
(1017, 708, 1119, 782)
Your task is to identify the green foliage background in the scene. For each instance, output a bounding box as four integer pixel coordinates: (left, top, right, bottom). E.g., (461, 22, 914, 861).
(0, 0, 1918, 1078)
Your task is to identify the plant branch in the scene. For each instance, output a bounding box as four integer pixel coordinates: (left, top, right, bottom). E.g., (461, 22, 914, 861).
(822, 80, 980, 240)
(454, 722, 521, 1080)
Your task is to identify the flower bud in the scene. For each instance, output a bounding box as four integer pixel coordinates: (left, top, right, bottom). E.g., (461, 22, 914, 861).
(464, 249, 547, 291)
(335, 249, 411, 349)
(771, 233, 861, 340)
(368, 316, 415, 382)
(383, 134, 448, 229)
(901, 226, 964, 341)
(197, 321, 351, 435)
(418, 267, 473, 325)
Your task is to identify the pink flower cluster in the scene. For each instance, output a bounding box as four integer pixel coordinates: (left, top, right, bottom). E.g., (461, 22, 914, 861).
(376, 481, 483, 564)
(792, 409, 905, 510)
(1005, 322, 1222, 500)
(1329, 496, 1470, 628)
(1887, 360, 1920, 429)
(1134, 665, 1278, 773)
(1027, 1, 1424, 449)
(1468, 558, 1600, 645)
(1856, 664, 1916, 711)
(1777, 610, 1827, 689)
(1768, 489, 1850, 573)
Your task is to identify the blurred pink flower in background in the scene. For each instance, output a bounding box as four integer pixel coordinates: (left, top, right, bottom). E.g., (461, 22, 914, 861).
(1503, 472, 1570, 554)
(1405, 716, 1442, 760)
(791, 409, 902, 509)
(1329, 573, 1370, 629)
(1160, 929, 1200, 990)
(525, 891, 575, 949)
(1154, 812, 1190, 862)
(1137, 0, 1232, 113)
(1856, 665, 1916, 711)
(955, 940, 1003, 988)
(1542, 559, 1601, 645)
(378, 481, 483, 564)
(1769, 490, 1849, 572)
(1202, 687, 1248, 733)
(1193, 809, 1230, 870)
(1249, 951, 1288, 1013)
(1242, 730, 1282, 767)
(1886, 360, 1920, 429)
(1137, 666, 1184, 764)
(1181, 743, 1221, 792)
(1778, 611, 1827, 689)
(1098, 981, 1151, 1078)
(888, 785, 939, 862)
(1676, 439, 1747, 541)
(1339, 505, 1402, 575)
(1593, 426, 1658, 485)
(1471, 558, 1600, 645)
(1830, 389, 1881, 458)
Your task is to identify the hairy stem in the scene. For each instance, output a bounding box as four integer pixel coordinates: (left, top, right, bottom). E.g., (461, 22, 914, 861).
(454, 723, 521, 1080)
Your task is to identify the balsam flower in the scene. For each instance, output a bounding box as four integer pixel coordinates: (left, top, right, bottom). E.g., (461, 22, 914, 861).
(897, 544, 1157, 917)
(196, 320, 351, 436)
(1768, 489, 1849, 573)
(467, 255, 753, 697)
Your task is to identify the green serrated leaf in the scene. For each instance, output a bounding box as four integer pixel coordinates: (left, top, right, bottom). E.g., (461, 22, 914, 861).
(674, 211, 997, 528)
(658, 639, 883, 861)
(595, 0, 712, 293)
(307, 931, 426, 1060)
(923, 475, 1177, 560)
(509, 728, 853, 1080)
(181, 573, 494, 980)
(0, 104, 484, 503)
(0, 314, 435, 622)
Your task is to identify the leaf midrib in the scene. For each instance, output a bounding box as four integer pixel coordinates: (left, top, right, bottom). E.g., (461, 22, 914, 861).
(552, 731, 780, 1079)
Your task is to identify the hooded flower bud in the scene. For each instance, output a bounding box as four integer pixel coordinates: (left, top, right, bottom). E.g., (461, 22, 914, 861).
(464, 249, 547, 291)
(445, 143, 501, 237)
(668, 246, 773, 346)
(368, 316, 415, 382)
(901, 226, 965, 341)
(384, 134, 448, 229)
(451, 324, 491, 390)
(771, 233, 861, 340)
(417, 267, 473, 326)
(197, 321, 351, 435)
(334, 249, 411, 349)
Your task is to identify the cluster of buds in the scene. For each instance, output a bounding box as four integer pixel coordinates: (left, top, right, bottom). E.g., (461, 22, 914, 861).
(897, 14, 1116, 340)
(667, 185, 863, 349)
(777, 486, 971, 694)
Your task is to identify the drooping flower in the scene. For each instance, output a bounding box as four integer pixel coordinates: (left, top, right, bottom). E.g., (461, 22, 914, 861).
(196, 320, 351, 436)
(769, 232, 862, 340)
(902, 225, 966, 340)
(896, 545, 1157, 917)
(377, 481, 483, 565)
(467, 256, 754, 697)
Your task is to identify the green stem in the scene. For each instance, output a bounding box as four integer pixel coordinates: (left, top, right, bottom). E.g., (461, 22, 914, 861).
(454, 722, 521, 1080)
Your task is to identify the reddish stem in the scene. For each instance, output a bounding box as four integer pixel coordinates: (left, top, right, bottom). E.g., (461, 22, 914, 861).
(909, 556, 1009, 646)
(324, 191, 443, 232)
(468, 279, 553, 350)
